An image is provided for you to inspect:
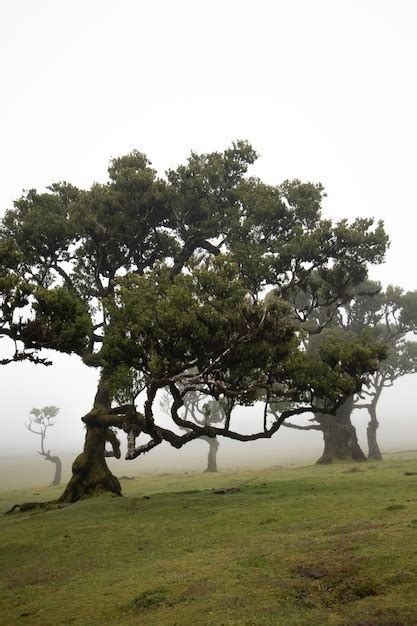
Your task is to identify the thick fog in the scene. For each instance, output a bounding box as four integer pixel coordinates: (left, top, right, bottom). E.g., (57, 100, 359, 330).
(1, 1, 417, 486)
(1, 351, 416, 488)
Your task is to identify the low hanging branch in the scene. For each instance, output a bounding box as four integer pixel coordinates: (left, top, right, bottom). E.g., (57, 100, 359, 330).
(165, 383, 317, 443)
(160, 384, 232, 472)
(89, 382, 317, 461)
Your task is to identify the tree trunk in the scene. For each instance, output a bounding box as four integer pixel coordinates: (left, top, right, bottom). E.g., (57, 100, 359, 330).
(58, 373, 122, 503)
(45, 453, 62, 486)
(58, 425, 121, 503)
(204, 437, 219, 472)
(316, 397, 367, 464)
(367, 406, 383, 460)
(51, 457, 62, 486)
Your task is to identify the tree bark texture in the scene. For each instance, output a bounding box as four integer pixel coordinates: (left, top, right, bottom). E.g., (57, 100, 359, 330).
(58, 374, 122, 503)
(316, 397, 367, 464)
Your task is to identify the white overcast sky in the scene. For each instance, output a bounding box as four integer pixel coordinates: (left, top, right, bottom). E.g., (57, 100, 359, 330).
(1, 0, 417, 463)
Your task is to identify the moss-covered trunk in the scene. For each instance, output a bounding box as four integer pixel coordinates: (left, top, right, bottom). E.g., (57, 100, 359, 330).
(367, 406, 383, 460)
(58, 372, 121, 503)
(316, 397, 366, 464)
(59, 425, 121, 502)
(204, 437, 219, 472)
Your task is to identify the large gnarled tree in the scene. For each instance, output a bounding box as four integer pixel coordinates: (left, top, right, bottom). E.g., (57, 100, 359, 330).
(0, 142, 388, 503)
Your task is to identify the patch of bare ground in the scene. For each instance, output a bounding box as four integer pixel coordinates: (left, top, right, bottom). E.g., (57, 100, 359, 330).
(343, 608, 407, 625)
(6, 567, 65, 589)
(179, 578, 217, 601)
(294, 549, 381, 608)
(324, 520, 383, 538)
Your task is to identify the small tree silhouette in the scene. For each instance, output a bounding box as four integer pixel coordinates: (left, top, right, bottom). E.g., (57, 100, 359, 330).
(26, 406, 62, 486)
(161, 389, 234, 472)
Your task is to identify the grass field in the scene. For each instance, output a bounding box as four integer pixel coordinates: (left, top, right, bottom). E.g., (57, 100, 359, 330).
(1, 454, 417, 625)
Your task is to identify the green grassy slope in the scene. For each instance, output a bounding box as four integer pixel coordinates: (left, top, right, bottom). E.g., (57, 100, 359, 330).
(1, 457, 417, 625)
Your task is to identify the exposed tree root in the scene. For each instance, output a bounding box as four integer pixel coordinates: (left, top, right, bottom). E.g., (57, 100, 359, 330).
(5, 500, 71, 514)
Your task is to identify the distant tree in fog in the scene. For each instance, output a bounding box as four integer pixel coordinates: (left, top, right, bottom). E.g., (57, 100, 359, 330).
(26, 406, 62, 486)
(161, 390, 235, 472)
(353, 285, 417, 459)
(280, 282, 417, 462)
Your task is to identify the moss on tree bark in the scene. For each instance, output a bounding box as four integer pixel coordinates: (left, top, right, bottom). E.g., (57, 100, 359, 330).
(58, 374, 122, 503)
(59, 425, 121, 503)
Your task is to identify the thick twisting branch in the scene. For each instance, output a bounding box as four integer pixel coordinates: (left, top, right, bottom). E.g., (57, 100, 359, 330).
(167, 383, 314, 442)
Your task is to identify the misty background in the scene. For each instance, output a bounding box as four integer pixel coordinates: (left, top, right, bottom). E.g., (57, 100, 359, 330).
(1, 0, 416, 485)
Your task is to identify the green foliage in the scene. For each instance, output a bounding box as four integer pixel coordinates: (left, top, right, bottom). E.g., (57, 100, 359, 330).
(102, 261, 296, 400)
(0, 240, 39, 363)
(20, 287, 93, 354)
(108, 366, 145, 405)
(344, 283, 417, 385)
(383, 339, 417, 380)
(2, 183, 78, 270)
(280, 329, 386, 408)
(0, 238, 21, 270)
(294, 279, 417, 425)
(167, 140, 257, 241)
(0, 239, 30, 310)
(400, 291, 417, 331)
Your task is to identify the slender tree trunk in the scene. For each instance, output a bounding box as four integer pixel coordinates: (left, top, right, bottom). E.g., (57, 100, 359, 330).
(51, 457, 62, 486)
(58, 373, 122, 503)
(45, 453, 62, 486)
(316, 397, 366, 464)
(367, 405, 383, 460)
(204, 437, 219, 472)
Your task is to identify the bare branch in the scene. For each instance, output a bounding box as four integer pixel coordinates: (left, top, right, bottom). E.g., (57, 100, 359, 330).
(125, 436, 162, 460)
(282, 421, 322, 431)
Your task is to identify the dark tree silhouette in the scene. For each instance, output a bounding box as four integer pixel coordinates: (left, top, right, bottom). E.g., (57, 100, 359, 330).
(281, 396, 366, 464)
(26, 406, 62, 485)
(280, 282, 417, 462)
(161, 389, 235, 472)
